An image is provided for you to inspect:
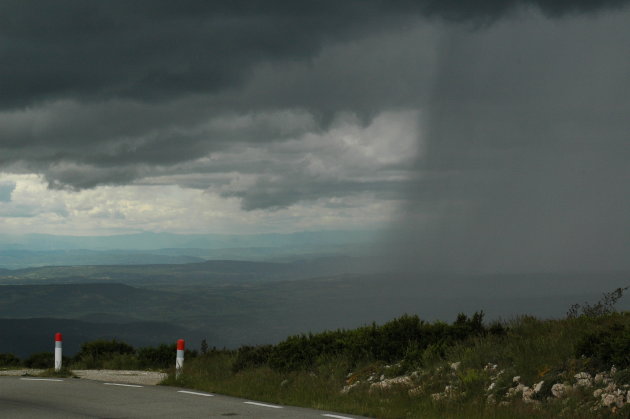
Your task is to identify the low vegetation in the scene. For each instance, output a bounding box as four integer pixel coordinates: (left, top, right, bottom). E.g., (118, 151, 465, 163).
(2, 287, 628, 417)
(0, 339, 198, 371)
(160, 288, 629, 418)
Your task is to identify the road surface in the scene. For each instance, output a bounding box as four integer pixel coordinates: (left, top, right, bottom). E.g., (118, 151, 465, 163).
(0, 376, 369, 418)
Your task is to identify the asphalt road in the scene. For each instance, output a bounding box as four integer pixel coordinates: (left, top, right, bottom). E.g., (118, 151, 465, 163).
(0, 377, 369, 418)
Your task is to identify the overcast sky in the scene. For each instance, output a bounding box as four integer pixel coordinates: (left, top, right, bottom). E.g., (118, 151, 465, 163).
(0, 1, 628, 271)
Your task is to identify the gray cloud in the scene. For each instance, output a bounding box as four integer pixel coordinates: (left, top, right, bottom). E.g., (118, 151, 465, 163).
(381, 11, 630, 273)
(1, 1, 627, 109)
(0, 1, 629, 272)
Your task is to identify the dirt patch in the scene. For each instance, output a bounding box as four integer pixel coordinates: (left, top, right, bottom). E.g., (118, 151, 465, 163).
(0, 369, 43, 376)
(0, 369, 167, 385)
(74, 370, 167, 385)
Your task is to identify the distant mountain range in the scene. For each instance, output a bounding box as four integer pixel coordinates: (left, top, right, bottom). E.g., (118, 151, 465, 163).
(0, 317, 197, 358)
(0, 230, 378, 269)
(0, 257, 368, 285)
(1, 268, 628, 357)
(0, 230, 378, 251)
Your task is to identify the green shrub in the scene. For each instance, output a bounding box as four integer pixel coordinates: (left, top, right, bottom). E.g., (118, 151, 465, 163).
(488, 321, 507, 336)
(613, 368, 630, 385)
(102, 353, 140, 370)
(24, 352, 54, 368)
(0, 353, 21, 367)
(269, 336, 318, 372)
(161, 310, 630, 419)
(263, 312, 488, 373)
(73, 339, 135, 369)
(575, 323, 630, 369)
(232, 345, 273, 372)
(457, 368, 488, 399)
(137, 344, 174, 369)
(137, 343, 197, 370)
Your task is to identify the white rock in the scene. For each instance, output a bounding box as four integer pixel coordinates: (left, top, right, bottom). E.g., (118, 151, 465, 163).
(340, 382, 359, 394)
(506, 384, 525, 398)
(487, 382, 496, 392)
(450, 362, 461, 371)
(594, 389, 603, 398)
(369, 376, 413, 393)
(551, 383, 567, 398)
(594, 373, 605, 384)
(576, 378, 592, 388)
(408, 386, 423, 397)
(512, 376, 521, 383)
(431, 393, 442, 401)
(484, 363, 498, 371)
(602, 394, 617, 407)
(522, 386, 534, 401)
(533, 380, 544, 393)
(600, 391, 625, 408)
(605, 383, 617, 392)
(613, 390, 626, 408)
(575, 372, 592, 388)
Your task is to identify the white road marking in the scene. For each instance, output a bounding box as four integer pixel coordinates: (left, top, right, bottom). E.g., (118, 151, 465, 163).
(103, 383, 143, 387)
(244, 401, 283, 409)
(322, 414, 355, 419)
(20, 378, 63, 382)
(177, 390, 214, 397)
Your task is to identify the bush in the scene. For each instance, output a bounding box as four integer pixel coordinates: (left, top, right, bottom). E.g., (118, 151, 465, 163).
(102, 353, 140, 370)
(73, 339, 135, 369)
(232, 345, 273, 372)
(24, 352, 54, 368)
(576, 322, 630, 369)
(263, 312, 489, 372)
(138, 344, 177, 369)
(137, 343, 197, 370)
(0, 353, 21, 367)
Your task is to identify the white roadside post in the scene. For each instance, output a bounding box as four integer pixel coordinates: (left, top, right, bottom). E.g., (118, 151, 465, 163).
(54, 332, 63, 371)
(176, 339, 185, 379)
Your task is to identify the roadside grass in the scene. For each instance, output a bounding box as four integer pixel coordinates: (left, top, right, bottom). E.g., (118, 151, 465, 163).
(162, 355, 561, 418)
(37, 367, 76, 378)
(162, 311, 630, 418)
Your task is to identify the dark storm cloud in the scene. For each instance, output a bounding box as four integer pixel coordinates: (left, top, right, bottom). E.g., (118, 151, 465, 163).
(381, 13, 630, 273)
(0, 0, 629, 271)
(0, 0, 627, 108)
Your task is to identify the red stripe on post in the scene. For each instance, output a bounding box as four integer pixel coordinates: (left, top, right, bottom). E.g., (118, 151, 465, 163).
(177, 339, 185, 351)
(55, 333, 62, 342)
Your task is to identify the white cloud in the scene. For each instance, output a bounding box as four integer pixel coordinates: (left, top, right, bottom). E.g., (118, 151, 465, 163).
(0, 173, 404, 235)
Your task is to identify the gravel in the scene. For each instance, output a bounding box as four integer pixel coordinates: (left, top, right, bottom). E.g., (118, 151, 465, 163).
(0, 369, 167, 385)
